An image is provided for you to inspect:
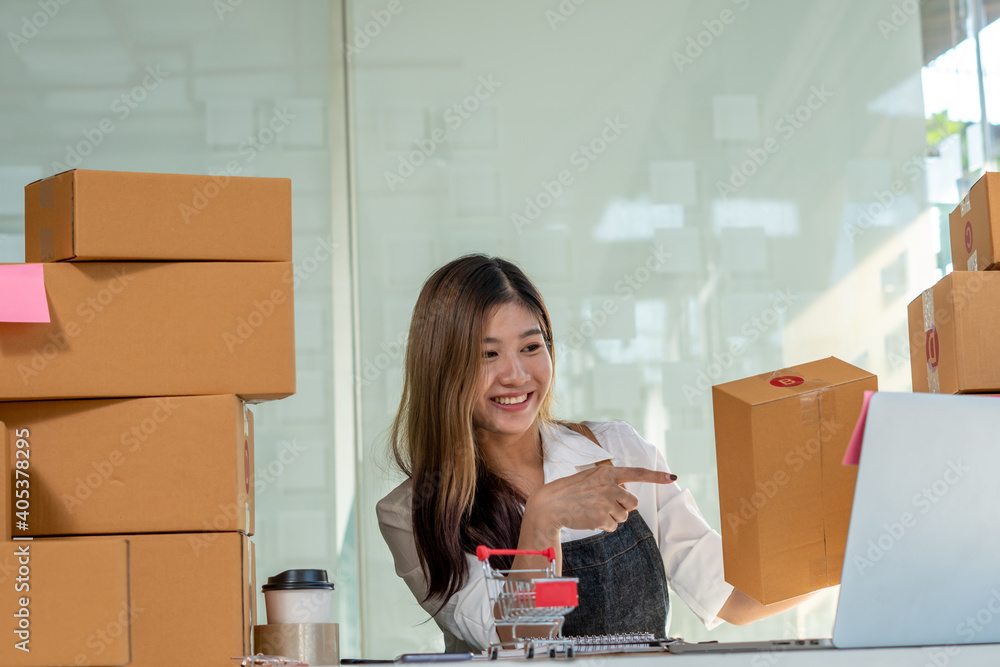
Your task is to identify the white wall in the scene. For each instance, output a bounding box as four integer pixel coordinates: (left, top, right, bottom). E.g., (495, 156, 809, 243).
(349, 0, 934, 655)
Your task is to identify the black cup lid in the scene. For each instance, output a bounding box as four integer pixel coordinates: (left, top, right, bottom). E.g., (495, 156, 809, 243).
(262, 569, 335, 591)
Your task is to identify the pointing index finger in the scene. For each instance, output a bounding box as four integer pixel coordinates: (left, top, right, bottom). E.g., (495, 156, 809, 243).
(612, 466, 677, 485)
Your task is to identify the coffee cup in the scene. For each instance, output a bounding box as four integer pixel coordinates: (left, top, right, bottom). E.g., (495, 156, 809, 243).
(262, 569, 335, 624)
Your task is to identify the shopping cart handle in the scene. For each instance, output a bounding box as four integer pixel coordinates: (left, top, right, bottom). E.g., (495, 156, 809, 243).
(476, 546, 557, 562)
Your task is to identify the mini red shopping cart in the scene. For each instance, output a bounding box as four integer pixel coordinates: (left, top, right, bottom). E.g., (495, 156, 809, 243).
(476, 546, 579, 660)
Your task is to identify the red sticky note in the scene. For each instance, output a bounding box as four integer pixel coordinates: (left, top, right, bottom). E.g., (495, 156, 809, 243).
(0, 264, 50, 323)
(843, 390, 875, 466)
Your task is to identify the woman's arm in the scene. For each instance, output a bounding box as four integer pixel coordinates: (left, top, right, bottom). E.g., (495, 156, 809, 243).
(494, 466, 675, 643)
(377, 485, 498, 651)
(717, 588, 817, 625)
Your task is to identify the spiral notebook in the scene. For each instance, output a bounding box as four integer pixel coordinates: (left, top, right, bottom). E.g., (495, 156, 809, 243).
(566, 633, 676, 653)
(476, 633, 677, 659)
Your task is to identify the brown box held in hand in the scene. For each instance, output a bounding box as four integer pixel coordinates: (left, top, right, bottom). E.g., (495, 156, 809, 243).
(0, 262, 295, 402)
(69, 532, 255, 667)
(25, 169, 292, 262)
(0, 396, 254, 537)
(712, 357, 877, 604)
(950, 172, 1000, 271)
(907, 271, 1000, 394)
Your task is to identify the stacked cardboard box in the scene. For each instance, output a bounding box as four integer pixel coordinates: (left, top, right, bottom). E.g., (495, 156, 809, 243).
(908, 172, 1000, 394)
(1, 417, 134, 667)
(712, 357, 877, 604)
(0, 169, 296, 666)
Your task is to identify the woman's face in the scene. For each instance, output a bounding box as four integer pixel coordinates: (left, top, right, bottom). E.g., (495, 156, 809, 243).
(472, 302, 552, 439)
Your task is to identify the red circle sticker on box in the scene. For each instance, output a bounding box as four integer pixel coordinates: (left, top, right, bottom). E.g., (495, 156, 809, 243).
(926, 328, 940, 369)
(965, 221, 974, 253)
(770, 375, 804, 388)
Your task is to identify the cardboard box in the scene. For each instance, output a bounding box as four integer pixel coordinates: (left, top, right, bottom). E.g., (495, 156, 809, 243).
(0, 396, 254, 537)
(0, 422, 132, 667)
(907, 271, 1000, 394)
(3, 421, 134, 666)
(712, 357, 877, 604)
(0, 262, 295, 402)
(25, 169, 292, 262)
(950, 172, 1000, 271)
(90, 532, 255, 667)
(0, 539, 133, 667)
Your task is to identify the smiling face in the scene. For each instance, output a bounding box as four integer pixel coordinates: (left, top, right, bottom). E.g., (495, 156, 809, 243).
(472, 301, 553, 440)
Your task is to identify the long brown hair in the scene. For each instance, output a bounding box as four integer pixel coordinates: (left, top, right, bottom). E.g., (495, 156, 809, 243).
(389, 254, 555, 606)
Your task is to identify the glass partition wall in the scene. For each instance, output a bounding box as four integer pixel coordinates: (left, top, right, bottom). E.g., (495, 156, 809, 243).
(1, 0, 998, 658)
(0, 0, 356, 655)
(350, 0, 999, 655)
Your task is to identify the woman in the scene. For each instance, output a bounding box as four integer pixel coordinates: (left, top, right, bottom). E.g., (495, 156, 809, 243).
(377, 254, 806, 653)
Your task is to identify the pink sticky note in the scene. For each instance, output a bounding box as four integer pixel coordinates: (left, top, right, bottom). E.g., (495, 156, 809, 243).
(0, 264, 50, 323)
(843, 390, 875, 466)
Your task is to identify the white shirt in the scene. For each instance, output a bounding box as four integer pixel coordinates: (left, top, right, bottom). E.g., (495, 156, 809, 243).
(376, 420, 734, 653)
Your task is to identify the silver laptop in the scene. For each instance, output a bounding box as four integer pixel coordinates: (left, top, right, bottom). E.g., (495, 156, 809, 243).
(673, 392, 1000, 653)
(833, 391, 1000, 648)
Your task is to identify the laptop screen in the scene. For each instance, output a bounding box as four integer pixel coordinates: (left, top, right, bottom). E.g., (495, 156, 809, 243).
(833, 392, 1000, 648)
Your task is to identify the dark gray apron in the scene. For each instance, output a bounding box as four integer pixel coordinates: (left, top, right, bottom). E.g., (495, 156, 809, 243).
(559, 509, 669, 637)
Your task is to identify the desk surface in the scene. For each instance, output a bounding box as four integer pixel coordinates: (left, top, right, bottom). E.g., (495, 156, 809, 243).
(453, 643, 1000, 666)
